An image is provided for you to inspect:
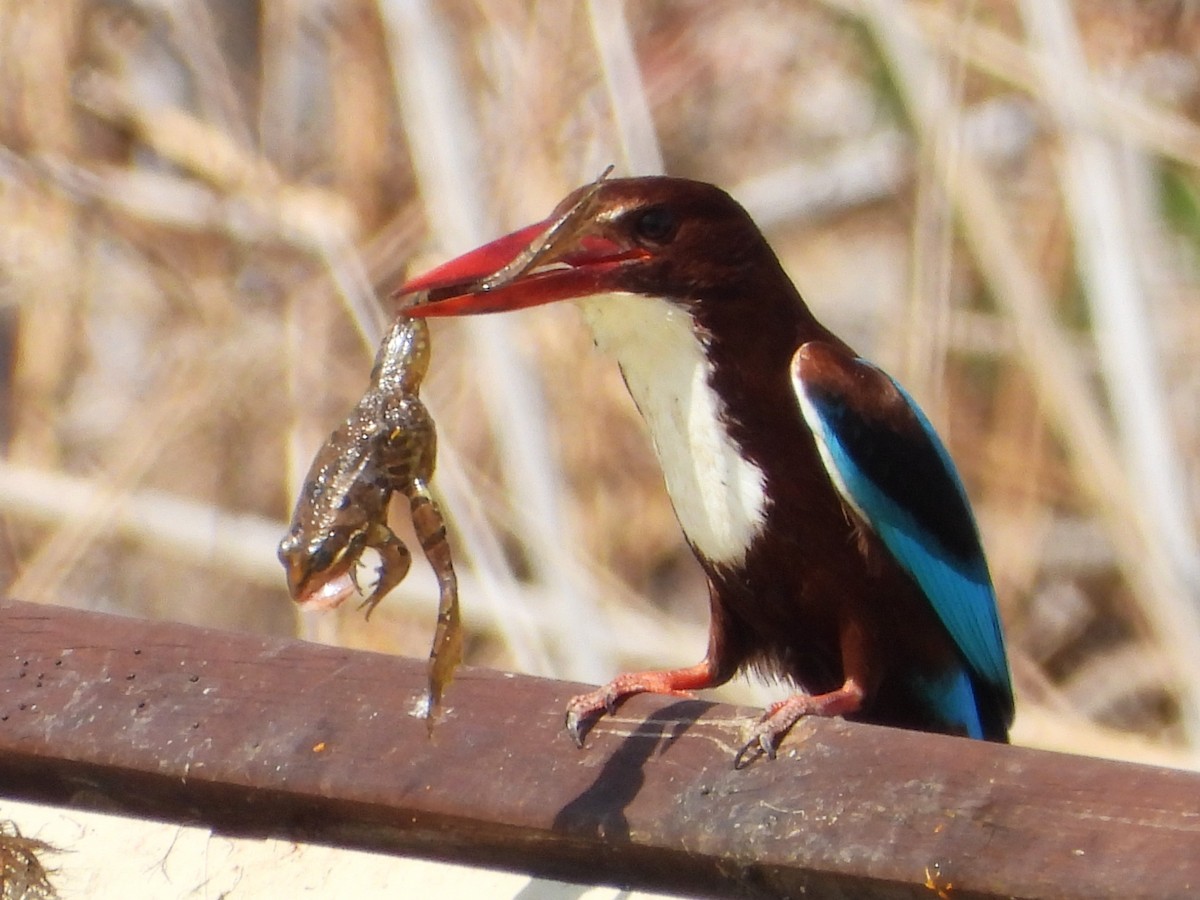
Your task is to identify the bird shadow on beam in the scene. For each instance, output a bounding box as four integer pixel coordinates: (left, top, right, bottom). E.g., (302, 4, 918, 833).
(551, 699, 718, 841)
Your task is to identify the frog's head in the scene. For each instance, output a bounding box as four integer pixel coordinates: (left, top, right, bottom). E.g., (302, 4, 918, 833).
(277, 525, 367, 609)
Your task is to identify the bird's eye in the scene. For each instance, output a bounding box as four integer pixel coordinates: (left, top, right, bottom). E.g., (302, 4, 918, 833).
(632, 205, 677, 244)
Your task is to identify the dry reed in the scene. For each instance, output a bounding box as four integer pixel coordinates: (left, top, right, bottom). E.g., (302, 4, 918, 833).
(1, 0, 1198, 768)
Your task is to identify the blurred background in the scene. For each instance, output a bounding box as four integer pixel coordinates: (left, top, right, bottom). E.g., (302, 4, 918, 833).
(2, 0, 1200, 768)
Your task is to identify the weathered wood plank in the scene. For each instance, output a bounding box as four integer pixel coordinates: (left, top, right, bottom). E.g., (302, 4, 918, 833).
(0, 598, 1197, 899)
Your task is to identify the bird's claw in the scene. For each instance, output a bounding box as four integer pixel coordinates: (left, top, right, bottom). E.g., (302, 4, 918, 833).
(564, 707, 587, 748)
(564, 685, 619, 748)
(562, 671, 704, 749)
(733, 695, 821, 768)
(733, 719, 782, 769)
(735, 686, 860, 766)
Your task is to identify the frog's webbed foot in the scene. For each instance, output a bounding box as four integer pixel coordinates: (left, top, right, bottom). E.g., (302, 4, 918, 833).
(356, 523, 411, 620)
(408, 480, 461, 729)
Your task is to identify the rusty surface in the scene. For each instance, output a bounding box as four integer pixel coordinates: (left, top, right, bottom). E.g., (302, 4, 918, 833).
(1, 598, 1198, 899)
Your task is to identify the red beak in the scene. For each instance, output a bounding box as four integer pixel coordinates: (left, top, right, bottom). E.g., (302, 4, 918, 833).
(396, 170, 645, 316)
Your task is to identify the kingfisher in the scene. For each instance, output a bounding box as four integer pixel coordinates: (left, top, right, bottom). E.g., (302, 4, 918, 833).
(398, 174, 1014, 761)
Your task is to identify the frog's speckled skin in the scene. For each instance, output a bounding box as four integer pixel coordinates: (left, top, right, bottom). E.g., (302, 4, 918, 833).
(278, 313, 461, 725)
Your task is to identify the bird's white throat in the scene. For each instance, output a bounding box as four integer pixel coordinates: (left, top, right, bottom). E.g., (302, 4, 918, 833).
(576, 292, 769, 565)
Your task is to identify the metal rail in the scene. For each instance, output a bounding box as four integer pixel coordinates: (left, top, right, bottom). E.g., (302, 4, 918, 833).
(1, 598, 1197, 898)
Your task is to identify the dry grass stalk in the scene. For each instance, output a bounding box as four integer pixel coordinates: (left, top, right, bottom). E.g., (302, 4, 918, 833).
(0, 0, 1196, 765)
(0, 820, 57, 900)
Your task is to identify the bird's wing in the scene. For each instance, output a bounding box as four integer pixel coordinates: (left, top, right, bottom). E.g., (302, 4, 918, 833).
(791, 341, 1014, 711)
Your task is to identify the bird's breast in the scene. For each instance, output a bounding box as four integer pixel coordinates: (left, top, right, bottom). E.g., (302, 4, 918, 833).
(576, 292, 770, 567)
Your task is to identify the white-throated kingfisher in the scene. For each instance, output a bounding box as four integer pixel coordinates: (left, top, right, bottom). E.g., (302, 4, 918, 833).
(398, 173, 1014, 762)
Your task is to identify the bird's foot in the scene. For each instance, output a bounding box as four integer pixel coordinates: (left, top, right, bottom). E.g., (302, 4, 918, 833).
(733, 686, 863, 769)
(564, 671, 700, 748)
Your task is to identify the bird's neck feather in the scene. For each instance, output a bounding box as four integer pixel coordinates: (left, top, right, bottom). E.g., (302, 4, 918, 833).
(575, 292, 770, 566)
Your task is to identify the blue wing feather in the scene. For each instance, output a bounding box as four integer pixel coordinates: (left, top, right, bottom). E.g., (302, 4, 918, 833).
(793, 344, 1014, 731)
(911, 667, 984, 740)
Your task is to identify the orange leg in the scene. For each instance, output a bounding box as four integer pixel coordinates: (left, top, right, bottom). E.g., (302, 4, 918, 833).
(564, 657, 726, 747)
(733, 618, 871, 767)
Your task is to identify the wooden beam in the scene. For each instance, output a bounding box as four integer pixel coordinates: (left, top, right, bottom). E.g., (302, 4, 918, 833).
(1, 598, 1197, 899)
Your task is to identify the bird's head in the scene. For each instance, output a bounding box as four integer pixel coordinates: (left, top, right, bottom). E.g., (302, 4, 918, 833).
(398, 175, 788, 321)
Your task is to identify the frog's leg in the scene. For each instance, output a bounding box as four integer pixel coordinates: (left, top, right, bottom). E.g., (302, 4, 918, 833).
(409, 480, 456, 601)
(408, 479, 461, 728)
(357, 521, 411, 620)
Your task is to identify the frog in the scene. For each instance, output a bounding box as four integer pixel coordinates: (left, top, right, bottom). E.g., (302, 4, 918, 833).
(278, 311, 461, 727)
